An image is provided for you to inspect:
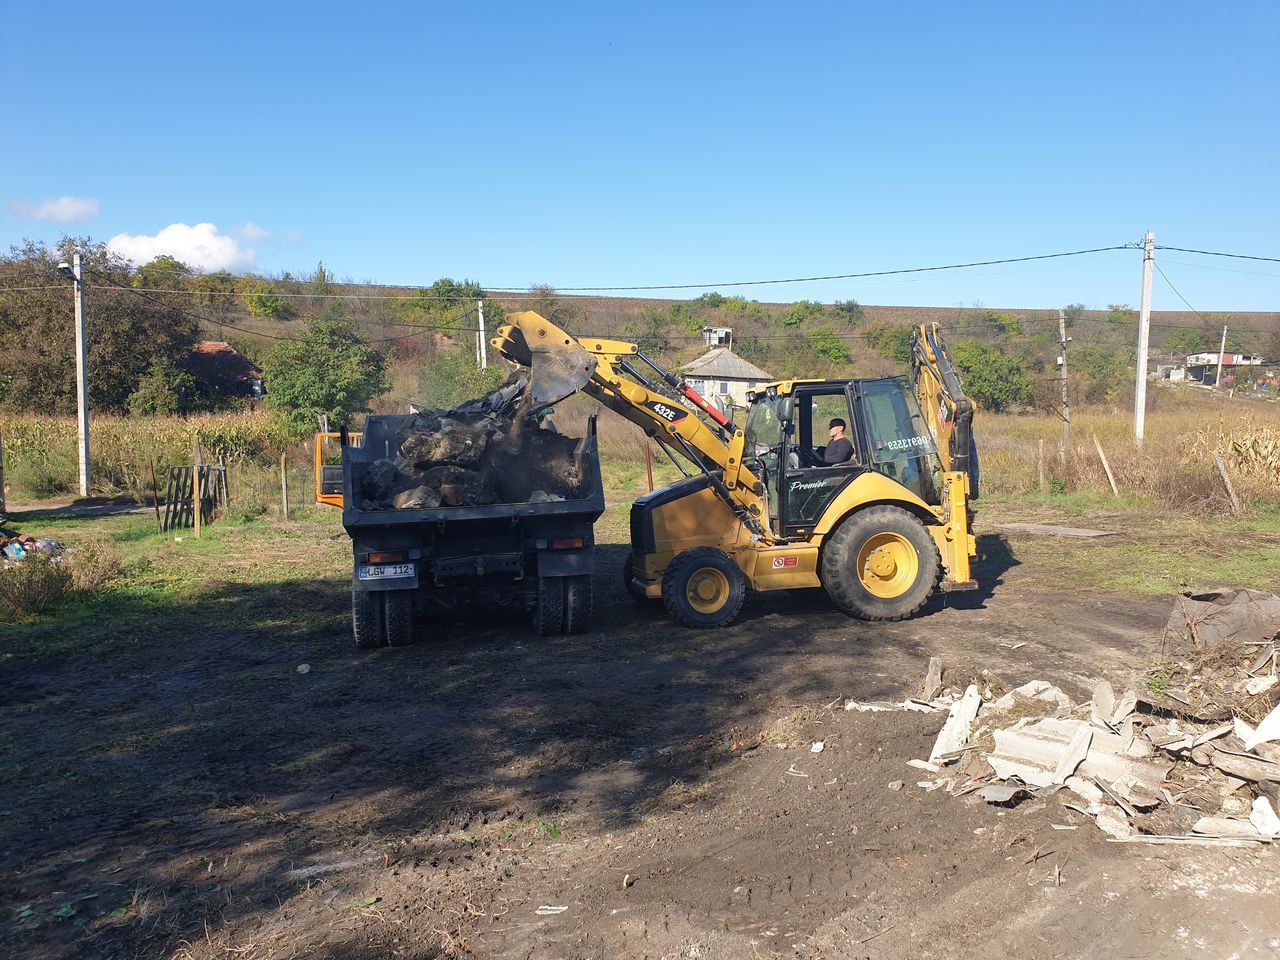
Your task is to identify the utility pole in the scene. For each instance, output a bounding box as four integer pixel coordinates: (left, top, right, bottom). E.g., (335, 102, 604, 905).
(57, 254, 90, 496)
(1215, 324, 1228, 387)
(477, 299, 487, 369)
(1058, 308, 1070, 458)
(1133, 231, 1155, 445)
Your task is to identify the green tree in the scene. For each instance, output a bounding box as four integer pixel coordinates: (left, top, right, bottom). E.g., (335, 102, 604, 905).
(781, 299, 826, 328)
(1106, 304, 1137, 327)
(243, 279, 290, 319)
(668, 302, 701, 333)
(865, 323, 913, 362)
(950, 338, 1032, 412)
(126, 361, 201, 415)
(1062, 303, 1087, 328)
(806, 326, 851, 363)
(1163, 327, 1209, 355)
(260, 316, 388, 430)
(133, 254, 191, 289)
(0, 237, 198, 412)
(309, 261, 335, 297)
(831, 299, 865, 325)
(695, 292, 725, 308)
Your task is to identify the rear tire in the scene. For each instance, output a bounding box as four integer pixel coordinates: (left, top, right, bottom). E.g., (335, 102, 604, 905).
(563, 575, 593, 634)
(534, 576, 565, 637)
(820, 505, 940, 622)
(661, 546, 746, 628)
(352, 589, 385, 650)
(383, 590, 415, 647)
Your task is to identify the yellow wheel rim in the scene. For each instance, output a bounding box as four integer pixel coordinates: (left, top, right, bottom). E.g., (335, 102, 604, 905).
(686, 567, 731, 614)
(855, 532, 919, 599)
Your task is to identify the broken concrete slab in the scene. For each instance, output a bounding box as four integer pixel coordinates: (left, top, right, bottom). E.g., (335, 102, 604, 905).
(1191, 816, 1268, 841)
(928, 684, 981, 764)
(1210, 749, 1280, 784)
(923, 657, 943, 702)
(1245, 702, 1280, 751)
(989, 717, 1172, 793)
(1250, 796, 1280, 838)
(988, 680, 1074, 716)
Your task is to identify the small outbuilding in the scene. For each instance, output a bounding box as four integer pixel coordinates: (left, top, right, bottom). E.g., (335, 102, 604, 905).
(185, 341, 265, 398)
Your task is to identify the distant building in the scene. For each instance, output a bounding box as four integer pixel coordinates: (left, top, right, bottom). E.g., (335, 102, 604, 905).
(1183, 352, 1265, 386)
(185, 341, 264, 398)
(700, 326, 734, 347)
(681, 348, 772, 409)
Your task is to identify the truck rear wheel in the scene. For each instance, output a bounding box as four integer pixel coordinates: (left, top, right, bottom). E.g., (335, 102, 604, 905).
(820, 505, 940, 622)
(563, 575, 593, 634)
(533, 576, 565, 637)
(352, 589, 384, 650)
(383, 590, 416, 646)
(661, 546, 746, 629)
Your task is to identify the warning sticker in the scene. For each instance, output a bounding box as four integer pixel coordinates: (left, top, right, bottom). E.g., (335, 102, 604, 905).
(771, 556, 799, 569)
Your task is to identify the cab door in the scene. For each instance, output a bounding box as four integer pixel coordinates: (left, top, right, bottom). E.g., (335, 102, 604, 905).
(779, 386, 863, 535)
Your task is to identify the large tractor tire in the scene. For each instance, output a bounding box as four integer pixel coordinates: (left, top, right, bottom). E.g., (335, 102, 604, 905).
(533, 576, 565, 637)
(352, 588, 385, 650)
(383, 590, 416, 647)
(661, 546, 747, 629)
(622, 554, 650, 604)
(820, 505, 941, 622)
(563, 575, 593, 634)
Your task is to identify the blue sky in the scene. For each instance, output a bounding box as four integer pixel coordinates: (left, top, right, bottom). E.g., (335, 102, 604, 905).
(2, 1, 1277, 311)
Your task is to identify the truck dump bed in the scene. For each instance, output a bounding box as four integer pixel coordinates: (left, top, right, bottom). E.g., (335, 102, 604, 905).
(341, 413, 604, 530)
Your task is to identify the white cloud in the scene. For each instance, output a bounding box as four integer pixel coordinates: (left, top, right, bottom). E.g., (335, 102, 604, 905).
(237, 221, 271, 242)
(107, 222, 257, 272)
(8, 196, 101, 222)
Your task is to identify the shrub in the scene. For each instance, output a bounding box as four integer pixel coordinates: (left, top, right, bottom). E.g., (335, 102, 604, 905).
(7, 442, 78, 498)
(0, 552, 73, 621)
(65, 537, 124, 591)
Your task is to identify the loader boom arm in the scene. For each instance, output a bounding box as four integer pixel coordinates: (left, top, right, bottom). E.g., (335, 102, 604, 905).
(492, 312, 770, 537)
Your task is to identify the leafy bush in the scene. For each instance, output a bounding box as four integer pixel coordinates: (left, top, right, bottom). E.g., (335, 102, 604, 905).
(127, 362, 203, 416)
(417, 347, 506, 409)
(261, 316, 389, 432)
(780, 300, 826, 329)
(0, 552, 73, 621)
(806, 326, 851, 363)
(951, 338, 1032, 412)
(6, 441, 78, 498)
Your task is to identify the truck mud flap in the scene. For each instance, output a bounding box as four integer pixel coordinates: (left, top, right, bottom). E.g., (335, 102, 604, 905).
(433, 553, 523, 578)
(537, 546, 594, 577)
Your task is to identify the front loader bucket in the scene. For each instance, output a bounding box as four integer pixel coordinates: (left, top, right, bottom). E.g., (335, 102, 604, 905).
(491, 311, 596, 406)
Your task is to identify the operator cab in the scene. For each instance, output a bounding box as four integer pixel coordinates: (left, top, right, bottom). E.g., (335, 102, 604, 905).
(743, 377, 942, 536)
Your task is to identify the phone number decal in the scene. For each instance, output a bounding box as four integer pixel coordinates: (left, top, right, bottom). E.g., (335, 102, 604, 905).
(884, 435, 932, 451)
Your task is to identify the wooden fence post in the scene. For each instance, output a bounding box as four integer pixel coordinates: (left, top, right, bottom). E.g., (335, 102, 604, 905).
(1036, 439, 1045, 494)
(280, 451, 290, 519)
(148, 460, 162, 532)
(193, 443, 203, 539)
(1091, 433, 1119, 498)
(0, 433, 6, 515)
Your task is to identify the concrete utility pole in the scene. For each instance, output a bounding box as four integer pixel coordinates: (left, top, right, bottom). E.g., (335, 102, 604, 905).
(1215, 325, 1228, 387)
(477, 299, 488, 369)
(57, 254, 90, 496)
(1058, 309, 1070, 457)
(1133, 231, 1155, 446)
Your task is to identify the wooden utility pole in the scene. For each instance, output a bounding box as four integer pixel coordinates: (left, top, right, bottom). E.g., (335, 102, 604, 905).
(1215, 325, 1229, 387)
(1134, 231, 1155, 445)
(1058, 309, 1070, 458)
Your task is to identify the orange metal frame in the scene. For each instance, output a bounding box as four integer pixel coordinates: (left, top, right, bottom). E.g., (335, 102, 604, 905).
(314, 432, 362, 508)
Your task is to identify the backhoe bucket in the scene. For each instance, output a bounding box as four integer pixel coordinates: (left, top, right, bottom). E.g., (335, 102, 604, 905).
(491, 311, 596, 406)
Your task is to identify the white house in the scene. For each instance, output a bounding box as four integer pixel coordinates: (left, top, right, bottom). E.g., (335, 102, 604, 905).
(681, 348, 773, 409)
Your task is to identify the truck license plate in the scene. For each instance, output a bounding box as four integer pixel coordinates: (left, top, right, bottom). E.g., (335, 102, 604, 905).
(358, 563, 414, 580)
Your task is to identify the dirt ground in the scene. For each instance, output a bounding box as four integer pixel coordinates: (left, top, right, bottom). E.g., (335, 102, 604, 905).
(3, 532, 1279, 959)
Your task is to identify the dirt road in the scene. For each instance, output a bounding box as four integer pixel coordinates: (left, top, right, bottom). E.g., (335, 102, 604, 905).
(3, 536, 1277, 959)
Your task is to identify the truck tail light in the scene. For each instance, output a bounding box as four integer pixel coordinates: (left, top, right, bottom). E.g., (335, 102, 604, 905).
(550, 537, 584, 550)
(367, 550, 408, 564)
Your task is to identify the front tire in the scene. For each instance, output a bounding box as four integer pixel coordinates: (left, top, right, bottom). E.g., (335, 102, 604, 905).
(661, 547, 747, 628)
(821, 505, 940, 621)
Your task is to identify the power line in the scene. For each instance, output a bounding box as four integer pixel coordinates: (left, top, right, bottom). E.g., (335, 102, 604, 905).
(1154, 245, 1280, 264)
(0, 284, 66, 292)
(1152, 262, 1209, 325)
(514, 245, 1134, 292)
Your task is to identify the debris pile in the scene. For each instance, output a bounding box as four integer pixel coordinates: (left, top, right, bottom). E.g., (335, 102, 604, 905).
(358, 376, 586, 511)
(871, 589, 1280, 848)
(0, 525, 61, 562)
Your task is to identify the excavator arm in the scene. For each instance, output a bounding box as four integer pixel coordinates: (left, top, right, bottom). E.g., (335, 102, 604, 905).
(492, 311, 771, 538)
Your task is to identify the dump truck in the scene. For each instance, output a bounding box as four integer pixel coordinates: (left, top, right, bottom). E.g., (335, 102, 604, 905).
(335, 385, 604, 648)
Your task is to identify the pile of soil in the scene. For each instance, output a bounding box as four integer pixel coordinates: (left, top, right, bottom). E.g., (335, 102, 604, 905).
(359, 378, 585, 510)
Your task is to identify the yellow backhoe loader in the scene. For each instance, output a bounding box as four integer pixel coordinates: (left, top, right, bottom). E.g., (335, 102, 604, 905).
(491, 312, 977, 627)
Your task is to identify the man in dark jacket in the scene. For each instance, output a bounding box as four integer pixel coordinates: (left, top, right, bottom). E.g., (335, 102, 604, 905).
(823, 418, 853, 464)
